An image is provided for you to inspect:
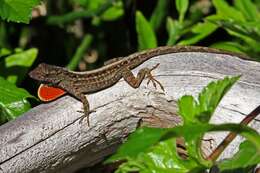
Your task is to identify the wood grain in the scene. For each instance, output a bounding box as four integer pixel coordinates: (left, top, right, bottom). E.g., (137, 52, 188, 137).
(0, 50, 260, 173)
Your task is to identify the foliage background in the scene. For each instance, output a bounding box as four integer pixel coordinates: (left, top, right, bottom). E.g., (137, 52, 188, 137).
(0, 0, 260, 172)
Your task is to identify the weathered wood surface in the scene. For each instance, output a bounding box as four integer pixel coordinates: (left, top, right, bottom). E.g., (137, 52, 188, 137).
(0, 51, 260, 173)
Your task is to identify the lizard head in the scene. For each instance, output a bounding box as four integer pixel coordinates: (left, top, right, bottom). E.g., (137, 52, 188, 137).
(29, 63, 64, 85)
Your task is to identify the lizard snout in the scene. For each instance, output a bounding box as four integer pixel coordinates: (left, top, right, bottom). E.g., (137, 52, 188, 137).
(28, 66, 45, 81)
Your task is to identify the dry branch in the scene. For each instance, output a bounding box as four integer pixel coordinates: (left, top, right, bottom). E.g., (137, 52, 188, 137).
(0, 50, 260, 173)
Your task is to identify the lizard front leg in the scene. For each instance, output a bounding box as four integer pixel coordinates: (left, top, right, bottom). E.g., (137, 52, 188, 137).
(122, 63, 164, 91)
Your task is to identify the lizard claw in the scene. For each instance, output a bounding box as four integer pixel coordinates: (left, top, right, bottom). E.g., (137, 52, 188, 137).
(77, 109, 96, 125)
(146, 63, 165, 91)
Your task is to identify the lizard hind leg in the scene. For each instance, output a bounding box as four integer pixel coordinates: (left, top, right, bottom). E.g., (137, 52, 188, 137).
(122, 63, 164, 91)
(76, 93, 91, 126)
(146, 63, 164, 91)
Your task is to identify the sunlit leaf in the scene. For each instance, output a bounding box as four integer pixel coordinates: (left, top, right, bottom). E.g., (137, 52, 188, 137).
(178, 22, 217, 45)
(0, 48, 11, 58)
(0, 0, 40, 23)
(234, 0, 259, 21)
(150, 0, 169, 30)
(101, 1, 124, 21)
(178, 76, 240, 124)
(197, 76, 240, 123)
(218, 140, 260, 171)
(109, 123, 260, 173)
(0, 48, 38, 84)
(106, 127, 167, 163)
(0, 77, 35, 124)
(212, 0, 245, 21)
(210, 41, 245, 53)
(166, 17, 183, 45)
(136, 11, 157, 50)
(175, 0, 189, 22)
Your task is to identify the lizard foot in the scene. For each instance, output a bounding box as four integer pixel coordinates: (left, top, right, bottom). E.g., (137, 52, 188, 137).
(146, 63, 165, 91)
(77, 109, 96, 126)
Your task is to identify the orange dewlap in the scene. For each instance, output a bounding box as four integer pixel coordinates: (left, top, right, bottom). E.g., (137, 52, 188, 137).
(38, 84, 66, 102)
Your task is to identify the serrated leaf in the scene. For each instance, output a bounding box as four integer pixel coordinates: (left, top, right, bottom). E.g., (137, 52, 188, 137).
(109, 76, 260, 173)
(178, 76, 240, 124)
(136, 11, 157, 51)
(110, 123, 260, 173)
(117, 139, 201, 173)
(0, 48, 38, 84)
(0, 0, 40, 23)
(175, 0, 189, 22)
(149, 0, 169, 31)
(218, 140, 260, 171)
(0, 77, 35, 124)
(197, 76, 240, 123)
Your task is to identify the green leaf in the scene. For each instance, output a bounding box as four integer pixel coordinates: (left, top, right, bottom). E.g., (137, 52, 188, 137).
(218, 140, 260, 171)
(225, 27, 260, 52)
(178, 76, 240, 124)
(178, 95, 199, 124)
(106, 127, 167, 163)
(0, 0, 40, 23)
(143, 139, 203, 173)
(166, 17, 183, 45)
(197, 76, 240, 123)
(47, 0, 114, 25)
(178, 22, 217, 45)
(0, 22, 8, 48)
(135, 11, 157, 51)
(175, 0, 189, 22)
(66, 35, 93, 70)
(0, 48, 11, 58)
(74, 0, 105, 10)
(116, 139, 202, 173)
(149, 0, 169, 31)
(109, 76, 260, 173)
(234, 0, 259, 21)
(162, 124, 260, 160)
(212, 0, 245, 21)
(0, 48, 38, 84)
(210, 41, 245, 53)
(110, 124, 260, 173)
(100, 1, 123, 21)
(206, 17, 260, 41)
(0, 77, 35, 124)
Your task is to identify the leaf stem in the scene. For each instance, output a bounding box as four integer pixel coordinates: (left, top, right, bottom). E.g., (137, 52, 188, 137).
(47, 0, 115, 25)
(66, 34, 93, 70)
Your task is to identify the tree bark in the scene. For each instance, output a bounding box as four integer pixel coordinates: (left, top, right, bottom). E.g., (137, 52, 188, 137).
(0, 50, 260, 173)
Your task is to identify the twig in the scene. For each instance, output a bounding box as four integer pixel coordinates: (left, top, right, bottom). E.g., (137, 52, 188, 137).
(206, 105, 260, 161)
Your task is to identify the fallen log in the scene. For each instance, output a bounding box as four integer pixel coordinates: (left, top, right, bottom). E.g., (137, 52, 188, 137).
(0, 47, 260, 173)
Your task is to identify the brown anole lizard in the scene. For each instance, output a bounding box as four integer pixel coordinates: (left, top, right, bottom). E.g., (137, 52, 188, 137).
(29, 46, 247, 125)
